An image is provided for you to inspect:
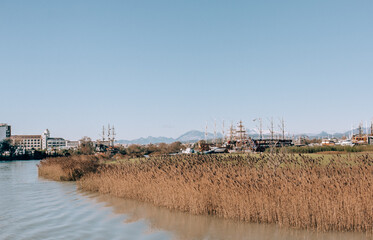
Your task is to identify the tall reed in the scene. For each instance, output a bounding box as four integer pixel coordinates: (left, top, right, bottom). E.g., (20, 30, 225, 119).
(39, 153, 373, 232)
(38, 155, 100, 181)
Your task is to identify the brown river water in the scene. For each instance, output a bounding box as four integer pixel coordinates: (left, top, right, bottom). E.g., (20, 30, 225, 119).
(0, 160, 371, 240)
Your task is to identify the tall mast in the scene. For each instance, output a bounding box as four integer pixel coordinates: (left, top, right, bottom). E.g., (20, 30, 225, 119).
(269, 117, 274, 140)
(366, 121, 368, 138)
(107, 124, 111, 143)
(112, 125, 116, 146)
(236, 120, 246, 142)
(259, 118, 263, 139)
(283, 118, 285, 140)
(350, 124, 353, 139)
(229, 122, 235, 142)
(253, 118, 262, 139)
(278, 118, 285, 140)
(214, 119, 217, 145)
(102, 125, 105, 141)
(205, 122, 208, 142)
(222, 120, 225, 144)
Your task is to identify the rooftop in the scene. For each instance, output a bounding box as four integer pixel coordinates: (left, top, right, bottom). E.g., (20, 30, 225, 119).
(10, 135, 42, 139)
(48, 138, 65, 141)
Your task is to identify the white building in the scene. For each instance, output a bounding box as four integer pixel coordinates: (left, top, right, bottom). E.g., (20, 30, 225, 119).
(42, 129, 67, 150)
(7, 128, 69, 151)
(42, 129, 50, 150)
(0, 124, 11, 142)
(47, 138, 66, 149)
(10, 135, 42, 150)
(65, 140, 80, 149)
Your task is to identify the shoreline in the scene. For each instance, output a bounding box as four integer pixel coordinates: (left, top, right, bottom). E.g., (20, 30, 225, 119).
(0, 158, 41, 161)
(38, 154, 373, 233)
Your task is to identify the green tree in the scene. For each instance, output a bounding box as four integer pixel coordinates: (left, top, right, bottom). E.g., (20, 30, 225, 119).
(0, 139, 15, 155)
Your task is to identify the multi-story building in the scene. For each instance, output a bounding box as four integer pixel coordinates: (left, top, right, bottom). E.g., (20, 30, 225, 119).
(10, 129, 67, 150)
(42, 129, 50, 149)
(42, 129, 67, 150)
(0, 124, 11, 142)
(47, 137, 66, 149)
(10, 135, 42, 150)
(65, 140, 80, 149)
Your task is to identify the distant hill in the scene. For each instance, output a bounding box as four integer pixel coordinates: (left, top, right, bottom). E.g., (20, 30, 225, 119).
(176, 130, 223, 142)
(305, 127, 371, 139)
(116, 130, 223, 145)
(116, 136, 175, 145)
(116, 127, 372, 145)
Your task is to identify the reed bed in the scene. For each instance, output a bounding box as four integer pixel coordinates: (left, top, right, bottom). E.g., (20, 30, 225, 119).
(39, 153, 373, 232)
(280, 145, 373, 154)
(38, 155, 100, 181)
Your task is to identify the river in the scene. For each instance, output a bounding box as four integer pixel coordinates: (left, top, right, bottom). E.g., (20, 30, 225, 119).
(0, 160, 370, 240)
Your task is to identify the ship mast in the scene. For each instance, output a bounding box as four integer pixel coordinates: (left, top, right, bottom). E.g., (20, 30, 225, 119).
(205, 122, 208, 142)
(222, 120, 225, 144)
(107, 124, 111, 144)
(253, 118, 263, 139)
(358, 122, 363, 137)
(278, 118, 285, 140)
(229, 123, 235, 142)
(236, 120, 246, 142)
(214, 119, 217, 145)
(102, 125, 105, 141)
(269, 117, 274, 140)
(111, 125, 116, 146)
(366, 121, 368, 139)
(257, 118, 262, 139)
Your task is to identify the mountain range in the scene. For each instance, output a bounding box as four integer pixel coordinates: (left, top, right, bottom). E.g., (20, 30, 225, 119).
(116, 130, 223, 145)
(116, 128, 371, 145)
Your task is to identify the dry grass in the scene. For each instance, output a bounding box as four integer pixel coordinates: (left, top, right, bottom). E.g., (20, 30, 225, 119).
(38, 155, 101, 181)
(39, 153, 373, 232)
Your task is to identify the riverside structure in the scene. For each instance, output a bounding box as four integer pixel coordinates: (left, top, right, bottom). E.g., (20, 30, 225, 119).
(0, 123, 11, 142)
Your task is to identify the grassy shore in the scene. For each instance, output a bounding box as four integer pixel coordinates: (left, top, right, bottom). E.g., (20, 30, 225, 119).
(37, 155, 101, 181)
(38, 153, 373, 232)
(275, 145, 373, 154)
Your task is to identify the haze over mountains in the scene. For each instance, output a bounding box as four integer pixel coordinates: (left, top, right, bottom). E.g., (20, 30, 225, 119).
(116, 128, 370, 145)
(116, 130, 223, 145)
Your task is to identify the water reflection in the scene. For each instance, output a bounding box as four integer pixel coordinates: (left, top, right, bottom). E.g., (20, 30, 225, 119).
(0, 160, 371, 240)
(80, 191, 371, 240)
(0, 161, 171, 240)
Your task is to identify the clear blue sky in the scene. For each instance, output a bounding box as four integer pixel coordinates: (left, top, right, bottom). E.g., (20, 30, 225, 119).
(1, 0, 372, 140)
